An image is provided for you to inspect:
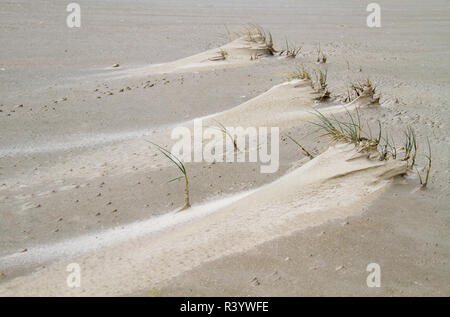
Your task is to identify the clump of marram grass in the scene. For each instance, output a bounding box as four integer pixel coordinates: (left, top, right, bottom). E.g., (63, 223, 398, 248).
(316, 45, 327, 64)
(285, 64, 312, 81)
(240, 24, 277, 55)
(417, 137, 432, 188)
(313, 69, 331, 101)
(285, 65, 331, 100)
(342, 87, 355, 103)
(279, 39, 302, 58)
(340, 78, 380, 104)
(148, 141, 191, 211)
(350, 78, 380, 104)
(402, 126, 418, 167)
(212, 120, 238, 152)
(209, 49, 228, 61)
(310, 109, 432, 186)
(310, 108, 379, 152)
(229, 24, 306, 59)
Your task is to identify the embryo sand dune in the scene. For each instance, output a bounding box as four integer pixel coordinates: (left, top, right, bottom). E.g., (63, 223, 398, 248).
(109, 31, 276, 79)
(203, 79, 375, 128)
(0, 144, 407, 296)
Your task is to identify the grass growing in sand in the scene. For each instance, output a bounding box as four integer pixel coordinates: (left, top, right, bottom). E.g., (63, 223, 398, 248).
(308, 109, 432, 185)
(316, 44, 327, 64)
(313, 69, 331, 101)
(417, 137, 432, 188)
(209, 49, 228, 61)
(340, 79, 380, 104)
(403, 126, 418, 167)
(350, 79, 380, 103)
(285, 64, 331, 101)
(228, 24, 306, 60)
(285, 64, 312, 81)
(279, 39, 302, 58)
(240, 24, 277, 55)
(310, 108, 376, 151)
(287, 135, 314, 159)
(148, 142, 191, 211)
(212, 120, 239, 152)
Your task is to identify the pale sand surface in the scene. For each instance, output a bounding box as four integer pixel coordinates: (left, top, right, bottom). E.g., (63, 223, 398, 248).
(1, 0, 449, 295)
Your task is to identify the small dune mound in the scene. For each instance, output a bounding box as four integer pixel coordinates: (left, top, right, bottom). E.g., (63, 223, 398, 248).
(109, 25, 279, 78)
(0, 144, 407, 296)
(226, 24, 277, 58)
(202, 78, 378, 129)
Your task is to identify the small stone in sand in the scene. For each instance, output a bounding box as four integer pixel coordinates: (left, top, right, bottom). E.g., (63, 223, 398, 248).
(96, 212, 101, 216)
(19, 248, 28, 253)
(335, 265, 345, 271)
(250, 277, 260, 286)
(112, 64, 120, 68)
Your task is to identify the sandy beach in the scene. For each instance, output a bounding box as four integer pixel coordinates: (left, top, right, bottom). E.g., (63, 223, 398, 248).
(0, 0, 449, 296)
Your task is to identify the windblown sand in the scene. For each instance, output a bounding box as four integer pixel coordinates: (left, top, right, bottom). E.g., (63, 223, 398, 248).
(0, 0, 449, 296)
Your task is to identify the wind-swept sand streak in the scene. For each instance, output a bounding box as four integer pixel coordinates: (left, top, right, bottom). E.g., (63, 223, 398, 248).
(0, 144, 407, 296)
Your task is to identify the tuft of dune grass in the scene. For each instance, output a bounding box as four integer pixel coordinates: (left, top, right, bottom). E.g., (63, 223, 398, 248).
(314, 69, 331, 101)
(147, 141, 191, 211)
(211, 120, 239, 152)
(287, 135, 314, 159)
(417, 137, 432, 188)
(279, 38, 302, 58)
(240, 24, 277, 55)
(316, 44, 327, 64)
(307, 109, 432, 186)
(209, 49, 228, 61)
(350, 78, 380, 104)
(285, 64, 312, 81)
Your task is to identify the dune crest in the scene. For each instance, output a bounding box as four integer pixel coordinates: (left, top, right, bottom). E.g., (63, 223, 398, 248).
(0, 143, 407, 296)
(193, 79, 377, 130)
(110, 35, 275, 78)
